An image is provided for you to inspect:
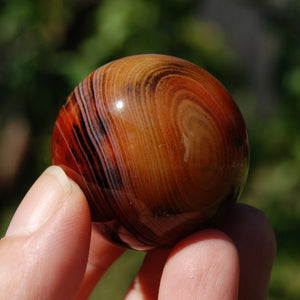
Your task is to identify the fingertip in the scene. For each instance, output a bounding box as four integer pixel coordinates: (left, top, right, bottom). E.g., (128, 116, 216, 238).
(44, 165, 73, 195)
(230, 203, 277, 256)
(158, 230, 239, 300)
(222, 203, 277, 300)
(223, 203, 277, 270)
(1, 166, 92, 300)
(5, 165, 89, 237)
(37, 168, 92, 299)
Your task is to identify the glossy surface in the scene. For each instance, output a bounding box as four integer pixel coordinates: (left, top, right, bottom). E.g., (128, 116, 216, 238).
(51, 54, 249, 250)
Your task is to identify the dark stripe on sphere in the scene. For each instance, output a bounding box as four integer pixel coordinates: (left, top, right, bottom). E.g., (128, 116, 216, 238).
(72, 123, 111, 190)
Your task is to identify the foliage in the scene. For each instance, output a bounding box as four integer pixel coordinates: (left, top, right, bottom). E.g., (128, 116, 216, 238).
(0, 0, 299, 298)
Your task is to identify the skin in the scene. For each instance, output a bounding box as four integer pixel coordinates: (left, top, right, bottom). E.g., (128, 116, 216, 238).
(0, 166, 276, 300)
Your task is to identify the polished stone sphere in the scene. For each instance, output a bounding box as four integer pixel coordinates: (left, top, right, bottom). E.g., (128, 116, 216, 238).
(51, 54, 249, 250)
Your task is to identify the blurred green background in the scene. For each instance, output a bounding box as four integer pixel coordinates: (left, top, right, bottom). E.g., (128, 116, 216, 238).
(0, 0, 299, 299)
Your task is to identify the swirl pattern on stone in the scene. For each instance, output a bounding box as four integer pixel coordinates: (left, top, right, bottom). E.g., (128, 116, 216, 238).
(51, 54, 249, 250)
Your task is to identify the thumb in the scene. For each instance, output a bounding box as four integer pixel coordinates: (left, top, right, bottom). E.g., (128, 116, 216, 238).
(0, 166, 91, 300)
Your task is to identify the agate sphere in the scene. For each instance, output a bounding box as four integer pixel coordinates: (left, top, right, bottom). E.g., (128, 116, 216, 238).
(51, 54, 249, 250)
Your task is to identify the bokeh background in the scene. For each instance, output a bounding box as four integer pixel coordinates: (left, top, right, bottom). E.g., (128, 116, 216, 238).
(0, 0, 299, 299)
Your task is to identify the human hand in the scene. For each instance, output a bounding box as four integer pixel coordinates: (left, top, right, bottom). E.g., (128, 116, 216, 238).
(0, 166, 276, 299)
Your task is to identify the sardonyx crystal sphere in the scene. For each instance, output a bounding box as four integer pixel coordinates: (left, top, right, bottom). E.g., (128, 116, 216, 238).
(51, 54, 249, 250)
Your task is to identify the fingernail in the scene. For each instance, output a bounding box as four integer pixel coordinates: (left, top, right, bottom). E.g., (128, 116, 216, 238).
(6, 166, 72, 236)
